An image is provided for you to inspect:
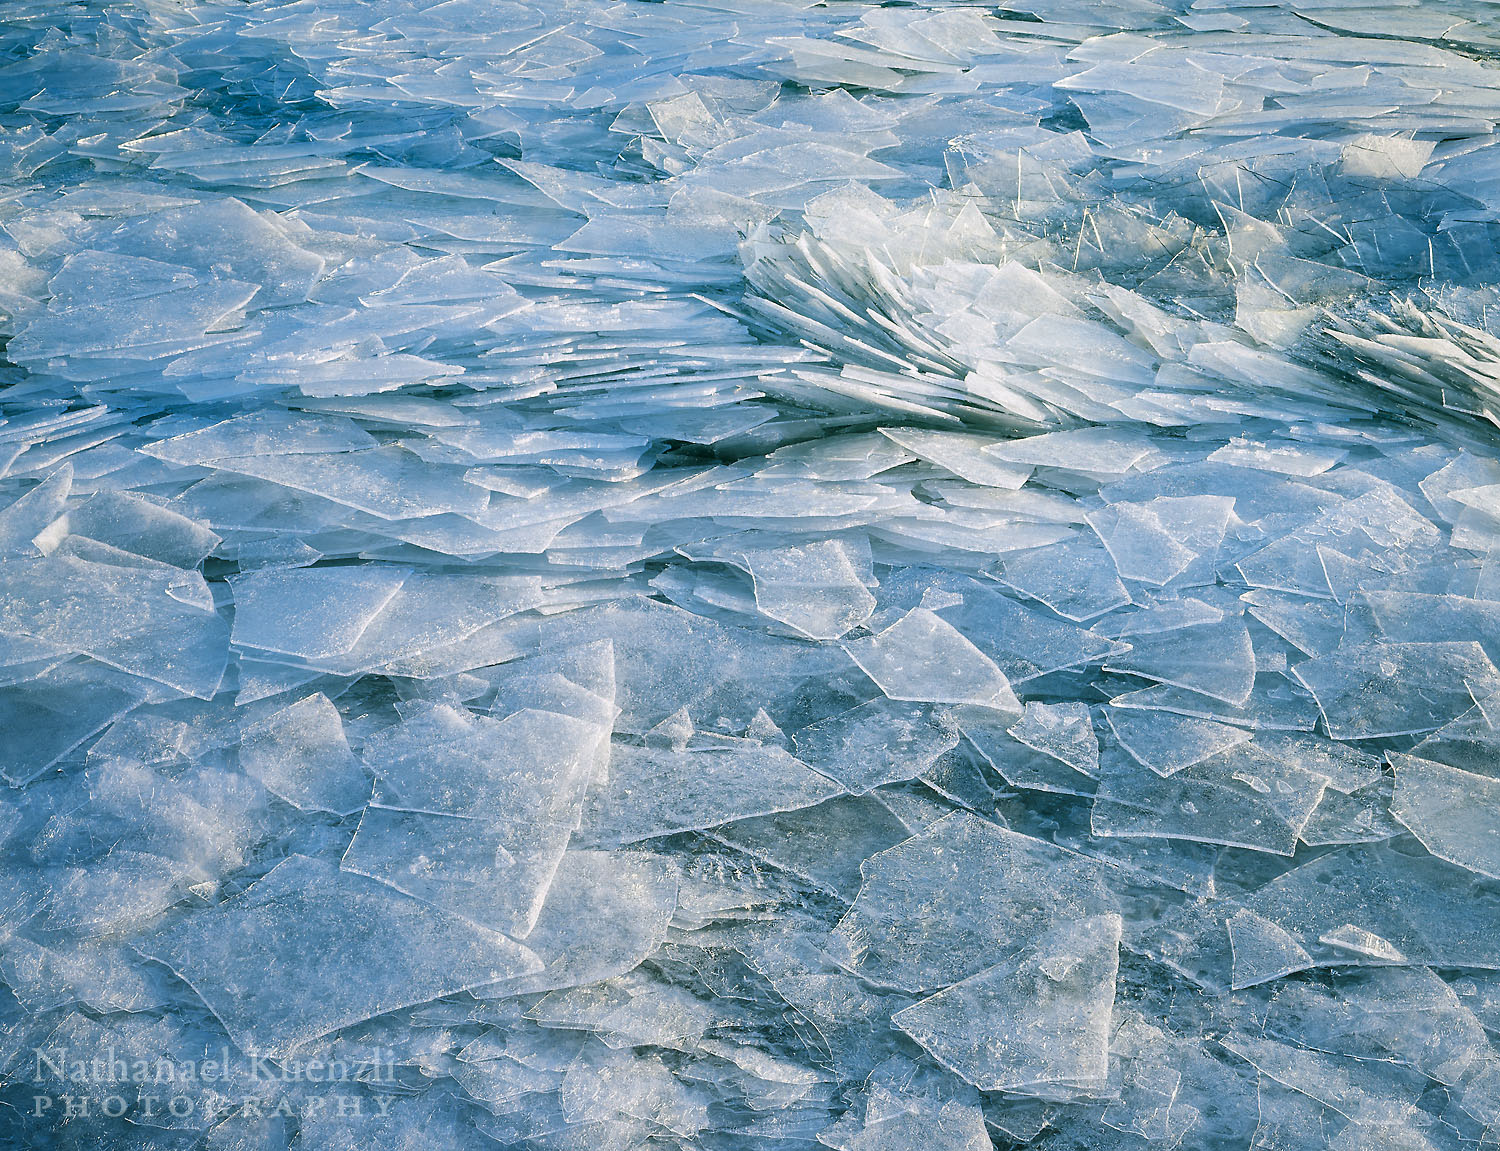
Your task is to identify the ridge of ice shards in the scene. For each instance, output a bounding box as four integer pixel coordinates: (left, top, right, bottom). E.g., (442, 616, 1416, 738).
(10, 0, 1500, 1145)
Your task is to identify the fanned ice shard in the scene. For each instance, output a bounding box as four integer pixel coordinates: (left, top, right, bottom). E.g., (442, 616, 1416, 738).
(7, 0, 1500, 1146)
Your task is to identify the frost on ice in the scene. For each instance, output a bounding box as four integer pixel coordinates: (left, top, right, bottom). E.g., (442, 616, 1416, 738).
(6, 0, 1500, 1147)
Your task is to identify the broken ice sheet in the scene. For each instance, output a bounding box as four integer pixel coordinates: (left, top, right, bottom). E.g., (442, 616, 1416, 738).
(133, 855, 540, 1059)
(737, 538, 875, 640)
(1293, 641, 1500, 739)
(0, 661, 144, 785)
(993, 533, 1132, 622)
(843, 607, 1020, 712)
(892, 914, 1121, 1098)
(0, 552, 228, 699)
(789, 697, 959, 794)
(237, 692, 368, 815)
(877, 568, 1125, 683)
(475, 850, 678, 997)
(1243, 841, 1500, 971)
(344, 704, 605, 937)
(541, 597, 850, 736)
(577, 739, 842, 847)
(1226, 909, 1314, 992)
(1103, 614, 1256, 707)
(1086, 495, 1234, 587)
(1389, 753, 1500, 880)
(1106, 706, 1251, 777)
(828, 812, 1114, 992)
(229, 564, 407, 661)
(1008, 700, 1098, 776)
(958, 706, 1097, 796)
(1091, 741, 1329, 856)
(710, 794, 913, 901)
(817, 1056, 990, 1151)
(878, 426, 1032, 488)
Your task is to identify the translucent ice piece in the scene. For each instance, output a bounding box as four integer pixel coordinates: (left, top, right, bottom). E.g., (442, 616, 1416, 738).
(342, 806, 577, 940)
(1108, 673, 1321, 732)
(0, 553, 227, 699)
(211, 445, 489, 521)
(878, 427, 1031, 488)
(790, 698, 959, 794)
(579, 740, 842, 846)
(1389, 753, 1500, 880)
(475, 851, 677, 997)
(1091, 742, 1329, 856)
(1106, 707, 1251, 776)
(711, 795, 913, 900)
(105, 197, 324, 306)
(993, 534, 1131, 622)
(141, 409, 375, 466)
(230, 565, 407, 660)
(828, 812, 1113, 992)
(0, 661, 143, 785)
(892, 914, 1121, 1097)
(843, 608, 1020, 711)
(134, 855, 540, 1059)
(0, 463, 71, 553)
(1242, 588, 1348, 658)
(1230, 1033, 1425, 1128)
(1244, 842, 1500, 970)
(1226, 908, 1314, 990)
(1293, 641, 1500, 739)
(878, 569, 1124, 683)
(345, 705, 603, 936)
(0, 936, 170, 1014)
(541, 598, 850, 736)
(1104, 616, 1256, 707)
(302, 572, 549, 677)
(1086, 495, 1233, 587)
(955, 710, 1096, 795)
(739, 538, 875, 639)
(1008, 701, 1099, 776)
(238, 693, 368, 814)
(64, 490, 221, 569)
(983, 427, 1158, 477)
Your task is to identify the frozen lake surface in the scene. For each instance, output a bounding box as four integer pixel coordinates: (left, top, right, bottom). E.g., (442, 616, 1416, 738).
(4, 0, 1500, 1147)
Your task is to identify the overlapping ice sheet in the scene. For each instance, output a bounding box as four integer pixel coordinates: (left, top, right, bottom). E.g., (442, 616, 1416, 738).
(7, 0, 1500, 1146)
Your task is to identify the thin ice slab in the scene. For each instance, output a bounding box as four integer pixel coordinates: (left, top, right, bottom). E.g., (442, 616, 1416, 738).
(133, 855, 541, 1059)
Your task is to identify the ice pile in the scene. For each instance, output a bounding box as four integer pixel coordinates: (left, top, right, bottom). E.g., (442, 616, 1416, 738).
(5, 0, 1500, 1148)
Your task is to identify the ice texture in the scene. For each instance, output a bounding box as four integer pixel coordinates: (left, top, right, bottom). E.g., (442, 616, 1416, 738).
(7, 0, 1500, 1146)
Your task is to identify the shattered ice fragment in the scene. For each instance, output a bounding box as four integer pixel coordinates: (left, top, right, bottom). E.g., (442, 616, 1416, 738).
(843, 607, 1020, 712)
(709, 795, 912, 900)
(134, 855, 541, 1059)
(828, 812, 1113, 992)
(1106, 707, 1251, 777)
(1388, 753, 1500, 880)
(476, 851, 678, 997)
(1007, 701, 1098, 777)
(0, 553, 227, 699)
(1293, 642, 1500, 739)
(344, 704, 605, 937)
(1226, 908, 1314, 990)
(1091, 741, 1329, 856)
(1319, 925, 1408, 964)
(994, 535, 1131, 622)
(892, 914, 1121, 1097)
(739, 538, 875, 639)
(790, 697, 958, 794)
(579, 740, 842, 847)
(1103, 615, 1256, 707)
(230, 565, 407, 661)
(238, 693, 368, 815)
